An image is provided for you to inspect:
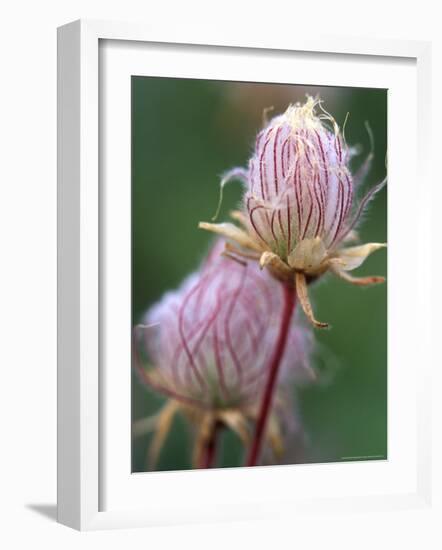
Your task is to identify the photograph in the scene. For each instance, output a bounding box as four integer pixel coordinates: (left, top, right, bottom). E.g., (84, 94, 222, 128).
(131, 77, 387, 472)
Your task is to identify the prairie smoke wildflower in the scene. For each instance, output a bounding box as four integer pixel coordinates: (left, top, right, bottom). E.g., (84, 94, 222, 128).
(133, 242, 314, 468)
(200, 96, 386, 328)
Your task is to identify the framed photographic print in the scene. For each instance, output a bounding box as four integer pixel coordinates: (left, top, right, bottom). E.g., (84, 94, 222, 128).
(57, 19, 432, 530)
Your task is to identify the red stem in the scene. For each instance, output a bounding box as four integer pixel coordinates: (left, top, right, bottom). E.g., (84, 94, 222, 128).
(199, 424, 220, 469)
(246, 282, 296, 466)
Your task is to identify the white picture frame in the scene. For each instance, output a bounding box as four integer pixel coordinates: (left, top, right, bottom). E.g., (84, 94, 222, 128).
(57, 19, 433, 531)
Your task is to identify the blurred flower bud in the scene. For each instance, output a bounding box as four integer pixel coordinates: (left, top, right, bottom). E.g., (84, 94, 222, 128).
(136, 241, 313, 410)
(133, 241, 314, 468)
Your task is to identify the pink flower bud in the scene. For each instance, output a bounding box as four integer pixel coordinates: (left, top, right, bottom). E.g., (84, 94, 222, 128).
(136, 242, 313, 409)
(245, 96, 354, 255)
(199, 97, 386, 329)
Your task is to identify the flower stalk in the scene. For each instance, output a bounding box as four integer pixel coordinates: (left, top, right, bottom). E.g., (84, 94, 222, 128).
(247, 281, 297, 467)
(198, 422, 220, 469)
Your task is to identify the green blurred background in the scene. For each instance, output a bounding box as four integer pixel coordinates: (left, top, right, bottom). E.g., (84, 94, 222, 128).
(131, 77, 387, 472)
